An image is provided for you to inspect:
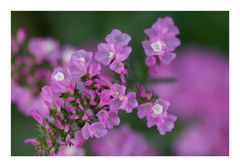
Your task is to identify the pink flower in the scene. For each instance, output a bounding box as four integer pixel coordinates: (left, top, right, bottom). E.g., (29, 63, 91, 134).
(109, 60, 125, 74)
(110, 83, 126, 97)
(88, 63, 101, 77)
(105, 29, 131, 47)
(109, 84, 128, 111)
(94, 29, 132, 66)
(94, 43, 115, 65)
(11, 27, 26, 54)
(98, 89, 111, 107)
(40, 86, 55, 108)
(124, 92, 138, 113)
(16, 27, 26, 45)
(68, 59, 87, 80)
(96, 109, 120, 129)
(144, 17, 180, 38)
(50, 67, 72, 93)
(81, 122, 107, 140)
(61, 45, 76, 65)
(142, 17, 180, 66)
(28, 37, 60, 64)
(71, 49, 93, 66)
(137, 98, 177, 135)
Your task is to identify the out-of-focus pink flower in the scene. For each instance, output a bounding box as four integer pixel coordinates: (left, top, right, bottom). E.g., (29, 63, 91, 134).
(28, 37, 60, 64)
(11, 29, 66, 117)
(174, 125, 228, 155)
(90, 125, 159, 156)
(148, 46, 229, 155)
(61, 45, 76, 65)
(11, 27, 26, 54)
(57, 146, 85, 156)
(16, 27, 26, 45)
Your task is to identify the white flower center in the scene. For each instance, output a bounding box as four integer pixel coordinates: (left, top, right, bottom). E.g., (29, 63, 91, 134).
(151, 41, 163, 52)
(108, 51, 115, 59)
(54, 72, 65, 81)
(115, 91, 120, 96)
(152, 104, 163, 115)
(78, 56, 86, 63)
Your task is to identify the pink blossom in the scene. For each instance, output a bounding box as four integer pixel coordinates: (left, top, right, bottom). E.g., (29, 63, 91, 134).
(105, 29, 131, 47)
(142, 17, 180, 67)
(16, 27, 26, 45)
(137, 98, 177, 135)
(94, 29, 132, 66)
(124, 92, 138, 113)
(61, 45, 76, 65)
(97, 109, 120, 129)
(88, 63, 101, 77)
(98, 89, 111, 107)
(94, 43, 115, 65)
(28, 37, 60, 64)
(50, 67, 72, 93)
(71, 49, 93, 66)
(109, 60, 125, 74)
(81, 122, 107, 140)
(68, 58, 87, 80)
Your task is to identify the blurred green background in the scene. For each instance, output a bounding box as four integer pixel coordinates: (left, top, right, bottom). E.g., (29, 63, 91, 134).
(11, 11, 229, 155)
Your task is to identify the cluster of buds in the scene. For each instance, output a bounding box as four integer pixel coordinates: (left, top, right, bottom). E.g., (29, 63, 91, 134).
(24, 17, 180, 155)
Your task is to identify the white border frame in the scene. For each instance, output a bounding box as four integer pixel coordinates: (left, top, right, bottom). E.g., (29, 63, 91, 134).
(1, 0, 240, 166)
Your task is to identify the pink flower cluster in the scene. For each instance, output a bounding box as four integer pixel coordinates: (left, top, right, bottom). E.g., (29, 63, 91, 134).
(142, 17, 180, 76)
(23, 17, 180, 155)
(95, 29, 131, 84)
(11, 28, 76, 116)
